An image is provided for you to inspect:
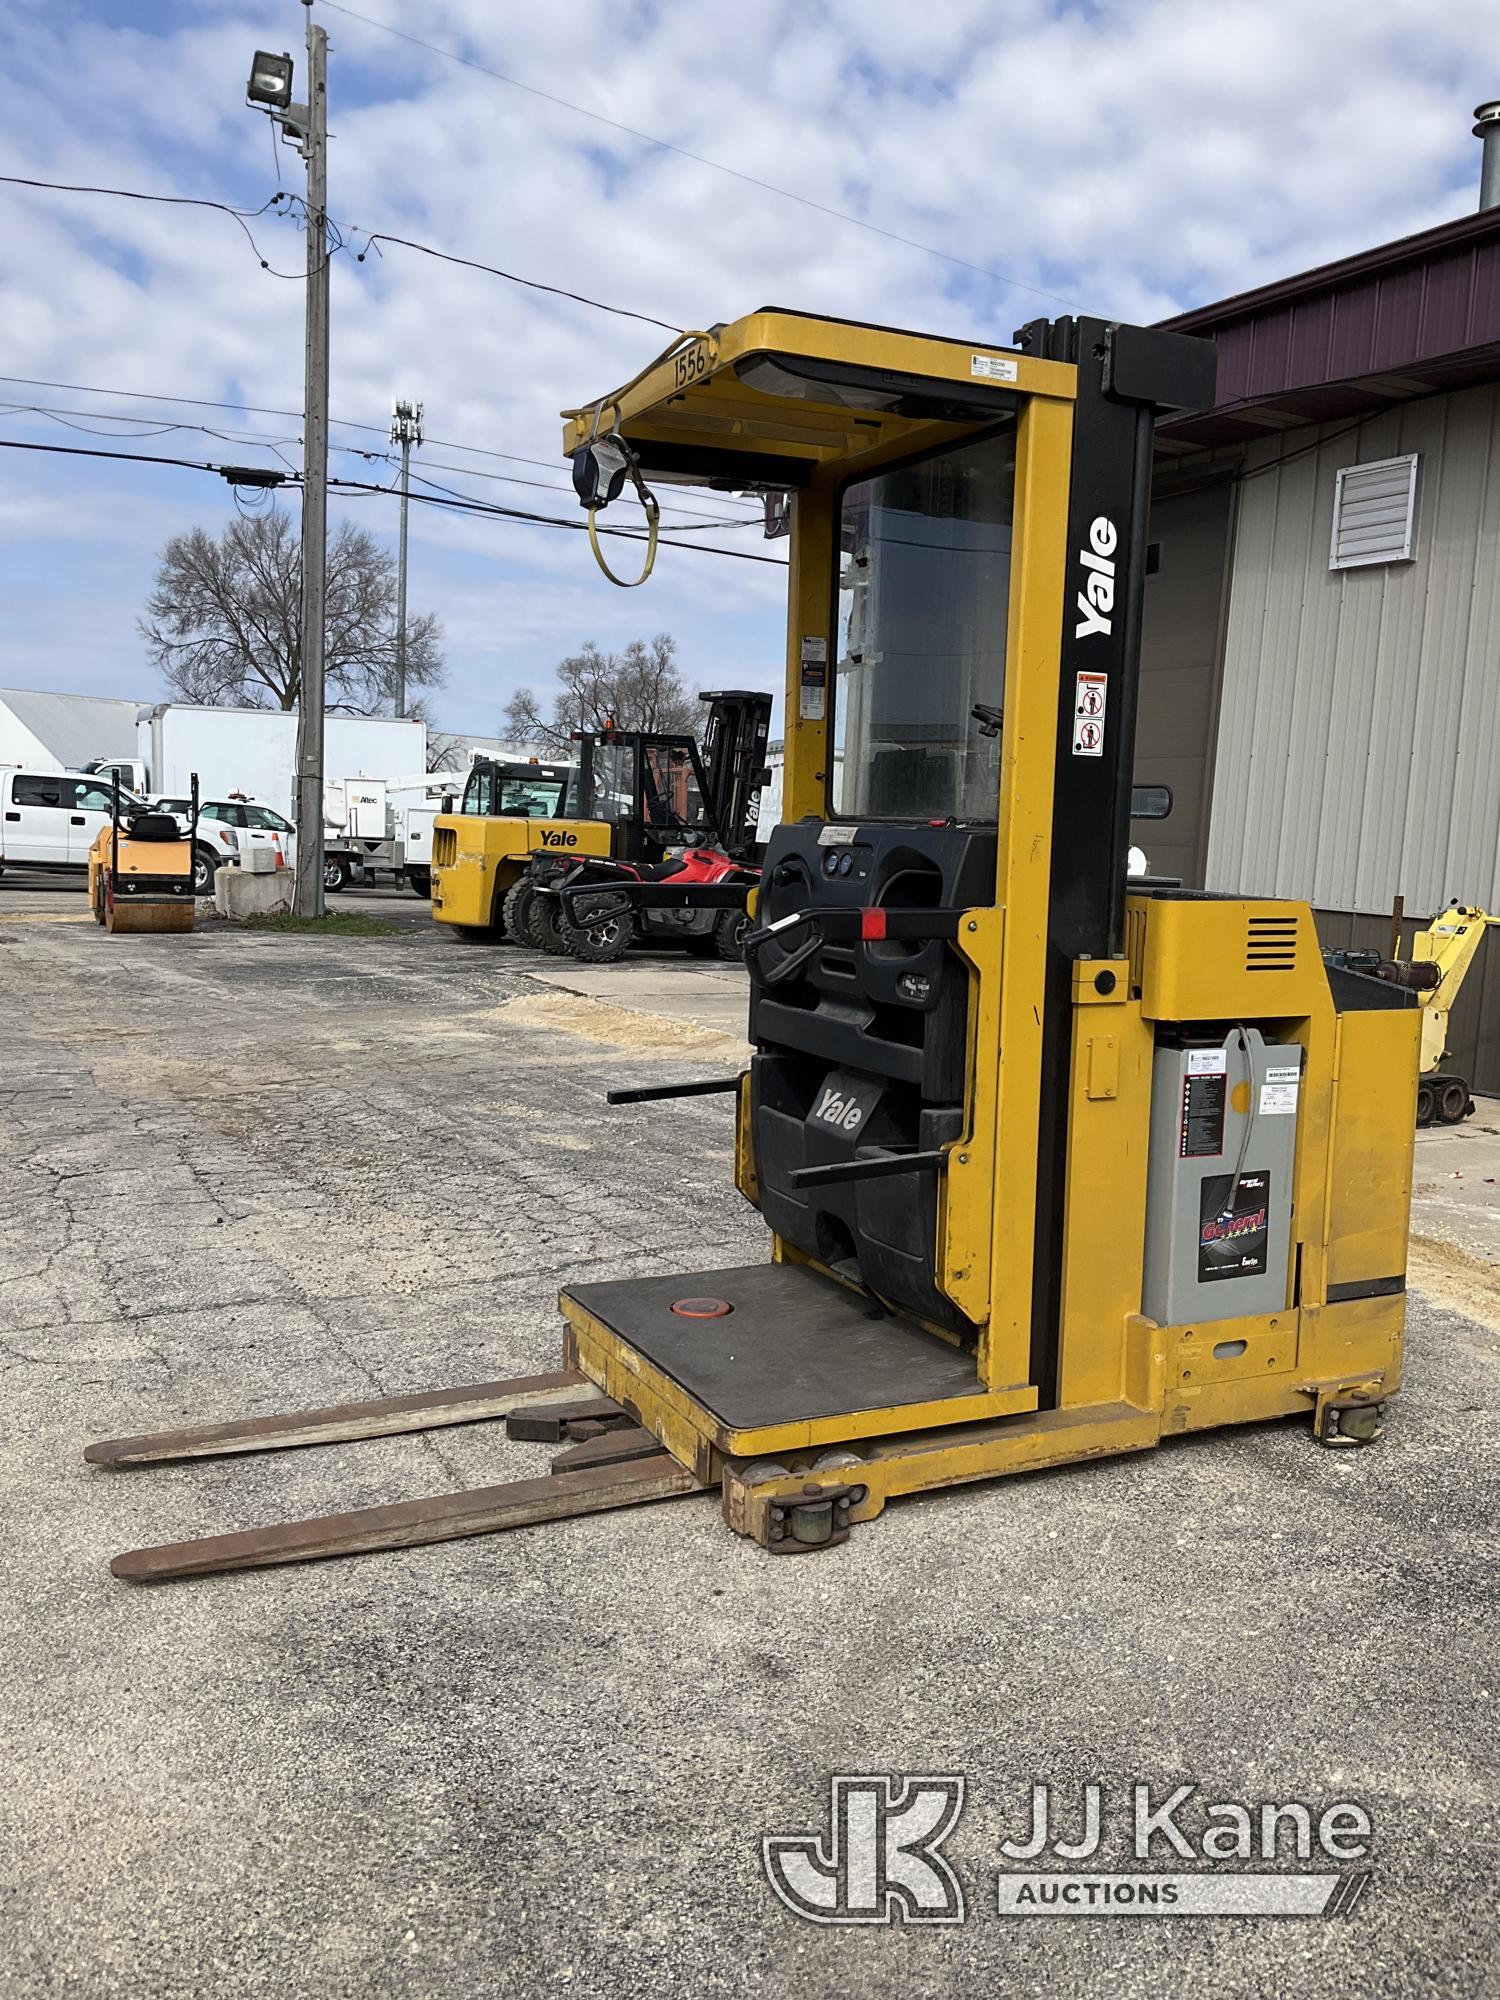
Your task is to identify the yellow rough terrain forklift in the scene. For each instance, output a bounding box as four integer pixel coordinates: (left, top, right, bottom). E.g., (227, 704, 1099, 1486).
(87, 308, 1425, 1578)
(428, 755, 597, 939)
(429, 694, 770, 956)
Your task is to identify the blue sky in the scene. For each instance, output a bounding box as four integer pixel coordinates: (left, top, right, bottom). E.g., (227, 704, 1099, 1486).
(1, 0, 1498, 739)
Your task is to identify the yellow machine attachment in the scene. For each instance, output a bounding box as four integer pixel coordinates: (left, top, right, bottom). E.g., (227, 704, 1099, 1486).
(85, 309, 1427, 1580)
(88, 785, 196, 935)
(1408, 904, 1498, 1124)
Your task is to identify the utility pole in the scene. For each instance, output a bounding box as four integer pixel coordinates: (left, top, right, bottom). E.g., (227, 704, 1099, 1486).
(245, 12, 330, 917)
(292, 5, 331, 918)
(390, 398, 424, 719)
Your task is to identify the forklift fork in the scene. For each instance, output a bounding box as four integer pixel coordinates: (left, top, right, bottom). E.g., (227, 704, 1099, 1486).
(86, 1370, 705, 1582)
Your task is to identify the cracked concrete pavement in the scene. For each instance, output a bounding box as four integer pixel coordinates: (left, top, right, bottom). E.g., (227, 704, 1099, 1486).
(1, 875, 1497, 1999)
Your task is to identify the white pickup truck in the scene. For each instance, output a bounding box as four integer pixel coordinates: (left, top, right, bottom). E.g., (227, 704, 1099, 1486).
(150, 793, 358, 893)
(0, 768, 246, 893)
(0, 769, 148, 877)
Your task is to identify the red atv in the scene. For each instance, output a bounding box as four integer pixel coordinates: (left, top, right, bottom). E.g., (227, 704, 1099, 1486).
(533, 843, 760, 963)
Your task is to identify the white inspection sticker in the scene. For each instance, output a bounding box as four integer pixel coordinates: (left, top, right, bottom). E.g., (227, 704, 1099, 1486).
(1187, 1048, 1228, 1077)
(818, 824, 858, 847)
(971, 353, 1019, 383)
(1264, 1063, 1302, 1084)
(1260, 1081, 1300, 1115)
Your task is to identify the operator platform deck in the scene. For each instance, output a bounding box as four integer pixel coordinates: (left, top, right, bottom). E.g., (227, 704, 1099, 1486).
(563, 1262, 988, 1431)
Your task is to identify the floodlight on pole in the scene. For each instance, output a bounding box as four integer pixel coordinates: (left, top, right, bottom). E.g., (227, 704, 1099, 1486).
(246, 51, 294, 110)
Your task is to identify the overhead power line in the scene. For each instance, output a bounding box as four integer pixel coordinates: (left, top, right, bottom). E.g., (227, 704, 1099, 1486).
(0, 399, 757, 524)
(0, 373, 767, 511)
(355, 231, 680, 332)
(0, 398, 302, 449)
(0, 172, 686, 329)
(0, 433, 785, 568)
(0, 436, 242, 476)
(327, 475, 787, 566)
(319, 0, 1081, 309)
(400, 464, 758, 532)
(0, 173, 318, 277)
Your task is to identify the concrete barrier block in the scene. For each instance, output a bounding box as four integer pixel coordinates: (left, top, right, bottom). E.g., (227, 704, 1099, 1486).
(216, 866, 292, 919)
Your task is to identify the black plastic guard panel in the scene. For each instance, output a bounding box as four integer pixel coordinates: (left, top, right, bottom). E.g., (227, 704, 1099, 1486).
(564, 1262, 985, 1432)
(752, 1054, 970, 1337)
(750, 820, 996, 1101)
(746, 820, 993, 1339)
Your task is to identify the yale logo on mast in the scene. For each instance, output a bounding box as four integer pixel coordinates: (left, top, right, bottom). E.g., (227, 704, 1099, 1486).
(1075, 516, 1118, 640)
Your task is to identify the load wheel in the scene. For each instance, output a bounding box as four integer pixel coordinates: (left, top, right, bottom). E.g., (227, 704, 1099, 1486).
(502, 875, 541, 948)
(1438, 1078, 1471, 1125)
(566, 909, 631, 963)
(1416, 1081, 1437, 1128)
(715, 908, 750, 962)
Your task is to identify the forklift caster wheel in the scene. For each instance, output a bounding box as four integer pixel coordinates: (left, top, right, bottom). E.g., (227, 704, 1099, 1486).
(1316, 1401, 1386, 1447)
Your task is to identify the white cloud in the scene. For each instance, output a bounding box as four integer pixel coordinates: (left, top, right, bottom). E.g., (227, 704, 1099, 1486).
(0, 0, 1496, 731)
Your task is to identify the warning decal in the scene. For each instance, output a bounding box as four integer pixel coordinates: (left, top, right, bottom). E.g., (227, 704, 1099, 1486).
(1180, 1071, 1226, 1158)
(799, 635, 827, 721)
(1072, 670, 1107, 757)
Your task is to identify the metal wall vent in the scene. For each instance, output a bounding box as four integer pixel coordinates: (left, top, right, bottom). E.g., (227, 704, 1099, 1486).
(1329, 453, 1419, 570)
(1246, 915, 1298, 972)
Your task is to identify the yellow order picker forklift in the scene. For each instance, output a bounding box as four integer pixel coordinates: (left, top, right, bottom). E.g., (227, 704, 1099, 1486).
(86, 308, 1424, 1577)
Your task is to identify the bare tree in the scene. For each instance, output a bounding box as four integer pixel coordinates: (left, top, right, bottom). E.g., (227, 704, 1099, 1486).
(504, 635, 697, 752)
(141, 508, 444, 714)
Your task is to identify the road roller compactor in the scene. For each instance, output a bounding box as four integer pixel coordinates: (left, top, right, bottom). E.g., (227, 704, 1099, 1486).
(87, 309, 1424, 1577)
(88, 776, 200, 936)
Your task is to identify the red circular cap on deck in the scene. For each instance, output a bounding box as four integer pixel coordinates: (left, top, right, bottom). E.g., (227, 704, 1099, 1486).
(670, 1296, 734, 1319)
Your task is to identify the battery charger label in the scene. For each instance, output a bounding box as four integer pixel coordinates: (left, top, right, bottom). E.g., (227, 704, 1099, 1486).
(1179, 1072, 1226, 1157)
(1259, 1081, 1299, 1115)
(1198, 1172, 1270, 1283)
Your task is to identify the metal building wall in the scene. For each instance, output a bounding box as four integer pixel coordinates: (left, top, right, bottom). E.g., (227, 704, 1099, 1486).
(1131, 481, 1236, 886)
(1204, 381, 1500, 916)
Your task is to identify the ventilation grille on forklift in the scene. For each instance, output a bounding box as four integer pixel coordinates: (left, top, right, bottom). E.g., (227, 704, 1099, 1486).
(1246, 914, 1298, 971)
(1125, 904, 1148, 986)
(433, 827, 457, 867)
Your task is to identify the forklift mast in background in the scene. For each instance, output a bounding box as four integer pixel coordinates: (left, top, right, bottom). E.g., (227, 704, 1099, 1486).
(697, 689, 772, 856)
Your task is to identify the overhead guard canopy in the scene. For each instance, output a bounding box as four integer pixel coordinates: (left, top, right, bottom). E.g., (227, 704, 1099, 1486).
(560, 309, 1077, 491)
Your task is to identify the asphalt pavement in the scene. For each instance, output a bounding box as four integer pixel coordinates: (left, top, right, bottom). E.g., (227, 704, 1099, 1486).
(1, 870, 1496, 1999)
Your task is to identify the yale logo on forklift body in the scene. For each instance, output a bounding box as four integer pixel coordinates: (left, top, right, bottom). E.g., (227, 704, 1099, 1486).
(538, 829, 579, 847)
(815, 1086, 866, 1133)
(1075, 515, 1119, 639)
